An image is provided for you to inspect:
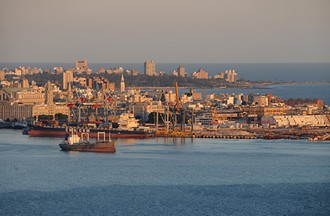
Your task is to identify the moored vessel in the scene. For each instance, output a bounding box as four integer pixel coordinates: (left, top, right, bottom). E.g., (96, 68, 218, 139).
(59, 131, 116, 153)
(28, 125, 154, 138)
(29, 113, 155, 138)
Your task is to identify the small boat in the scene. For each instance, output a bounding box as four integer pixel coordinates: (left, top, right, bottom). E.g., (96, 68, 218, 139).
(12, 121, 28, 129)
(22, 127, 30, 135)
(59, 130, 116, 153)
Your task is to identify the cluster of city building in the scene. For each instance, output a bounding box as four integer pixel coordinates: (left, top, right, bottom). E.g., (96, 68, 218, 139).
(0, 59, 239, 83)
(0, 60, 329, 130)
(143, 60, 238, 82)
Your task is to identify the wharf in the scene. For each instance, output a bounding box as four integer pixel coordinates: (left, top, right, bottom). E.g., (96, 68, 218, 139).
(155, 127, 330, 140)
(155, 130, 194, 138)
(194, 129, 257, 139)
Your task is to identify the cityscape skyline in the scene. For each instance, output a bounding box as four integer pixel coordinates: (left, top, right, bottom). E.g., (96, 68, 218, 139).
(1, 0, 330, 63)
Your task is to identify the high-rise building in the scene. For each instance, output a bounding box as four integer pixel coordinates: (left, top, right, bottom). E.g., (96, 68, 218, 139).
(225, 70, 238, 83)
(144, 60, 156, 76)
(178, 66, 186, 77)
(120, 74, 125, 92)
(63, 70, 73, 90)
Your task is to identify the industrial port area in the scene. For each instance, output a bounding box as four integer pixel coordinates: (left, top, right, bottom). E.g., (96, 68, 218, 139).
(1, 60, 329, 142)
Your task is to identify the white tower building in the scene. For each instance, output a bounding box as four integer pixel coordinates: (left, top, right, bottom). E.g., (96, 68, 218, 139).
(120, 74, 125, 92)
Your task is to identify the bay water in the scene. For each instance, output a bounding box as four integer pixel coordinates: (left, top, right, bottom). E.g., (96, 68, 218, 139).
(1, 129, 330, 215)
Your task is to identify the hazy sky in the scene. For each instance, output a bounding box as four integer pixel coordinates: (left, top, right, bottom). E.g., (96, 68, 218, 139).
(1, 0, 329, 63)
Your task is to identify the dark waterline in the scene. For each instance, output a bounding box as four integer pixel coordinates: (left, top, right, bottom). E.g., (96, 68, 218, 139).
(1, 129, 330, 215)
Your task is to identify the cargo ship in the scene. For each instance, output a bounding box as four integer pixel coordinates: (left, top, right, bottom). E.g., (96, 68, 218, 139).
(28, 125, 154, 138)
(59, 131, 116, 153)
(28, 113, 155, 139)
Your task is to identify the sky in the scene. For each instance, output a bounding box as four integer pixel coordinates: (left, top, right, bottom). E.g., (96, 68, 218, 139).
(0, 0, 329, 63)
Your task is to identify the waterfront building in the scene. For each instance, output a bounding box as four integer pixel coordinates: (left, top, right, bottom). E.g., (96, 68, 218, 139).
(0, 88, 44, 105)
(261, 115, 330, 128)
(192, 69, 208, 79)
(178, 66, 186, 77)
(225, 70, 238, 83)
(120, 74, 125, 92)
(32, 81, 69, 119)
(213, 109, 242, 123)
(242, 106, 288, 118)
(0, 101, 33, 121)
(32, 103, 69, 120)
(195, 112, 213, 125)
(213, 72, 225, 79)
(144, 60, 156, 76)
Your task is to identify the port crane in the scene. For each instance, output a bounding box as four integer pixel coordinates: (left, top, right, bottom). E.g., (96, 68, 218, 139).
(156, 81, 194, 137)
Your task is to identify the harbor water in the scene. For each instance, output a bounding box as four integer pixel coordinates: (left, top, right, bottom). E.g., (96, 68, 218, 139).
(1, 129, 330, 215)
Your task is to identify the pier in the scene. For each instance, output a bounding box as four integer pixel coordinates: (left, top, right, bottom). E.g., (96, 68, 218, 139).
(155, 127, 330, 140)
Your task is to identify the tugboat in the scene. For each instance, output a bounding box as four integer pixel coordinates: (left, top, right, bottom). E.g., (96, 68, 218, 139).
(59, 130, 116, 153)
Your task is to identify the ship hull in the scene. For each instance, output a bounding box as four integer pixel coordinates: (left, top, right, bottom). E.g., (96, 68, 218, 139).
(59, 142, 116, 153)
(29, 125, 154, 139)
